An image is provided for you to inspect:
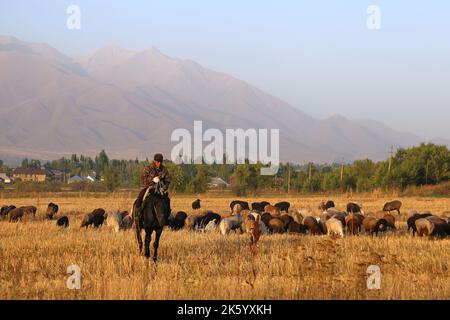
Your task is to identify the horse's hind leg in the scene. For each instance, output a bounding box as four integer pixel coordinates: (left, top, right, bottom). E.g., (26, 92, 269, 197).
(153, 228, 163, 263)
(135, 226, 143, 256)
(144, 230, 152, 258)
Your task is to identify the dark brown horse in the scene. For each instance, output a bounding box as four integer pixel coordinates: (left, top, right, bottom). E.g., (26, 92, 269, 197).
(134, 193, 167, 262)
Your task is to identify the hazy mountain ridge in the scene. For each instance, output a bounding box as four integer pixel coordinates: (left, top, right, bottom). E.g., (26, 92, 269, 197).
(0, 35, 431, 163)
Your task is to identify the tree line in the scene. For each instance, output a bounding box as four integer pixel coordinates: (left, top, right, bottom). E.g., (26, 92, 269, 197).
(0, 143, 448, 195)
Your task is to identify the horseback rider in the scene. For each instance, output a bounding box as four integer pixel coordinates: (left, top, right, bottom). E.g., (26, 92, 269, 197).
(133, 153, 171, 226)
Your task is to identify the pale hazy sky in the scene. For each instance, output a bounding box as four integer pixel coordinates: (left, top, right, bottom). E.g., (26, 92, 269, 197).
(1, 0, 449, 139)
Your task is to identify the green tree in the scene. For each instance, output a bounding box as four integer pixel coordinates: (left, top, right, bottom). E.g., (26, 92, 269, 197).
(103, 166, 120, 192)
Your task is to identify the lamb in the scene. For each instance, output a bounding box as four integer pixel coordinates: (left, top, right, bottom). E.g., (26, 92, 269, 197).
(325, 217, 344, 238)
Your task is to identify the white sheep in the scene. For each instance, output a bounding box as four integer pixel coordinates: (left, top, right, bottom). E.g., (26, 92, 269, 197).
(219, 213, 243, 235)
(325, 217, 344, 238)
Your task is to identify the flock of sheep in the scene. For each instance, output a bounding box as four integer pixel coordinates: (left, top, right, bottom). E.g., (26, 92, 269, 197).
(1, 199, 450, 242)
(174, 199, 450, 241)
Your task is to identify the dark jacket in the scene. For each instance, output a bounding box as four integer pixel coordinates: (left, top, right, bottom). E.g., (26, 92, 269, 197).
(141, 162, 171, 193)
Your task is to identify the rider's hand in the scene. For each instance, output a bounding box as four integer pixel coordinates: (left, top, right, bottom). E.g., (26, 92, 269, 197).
(153, 176, 160, 183)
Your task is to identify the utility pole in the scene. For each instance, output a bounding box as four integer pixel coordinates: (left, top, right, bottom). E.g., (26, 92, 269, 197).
(388, 145, 394, 176)
(287, 163, 291, 194)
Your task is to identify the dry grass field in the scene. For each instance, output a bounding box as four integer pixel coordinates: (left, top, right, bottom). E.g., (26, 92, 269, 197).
(0, 194, 449, 300)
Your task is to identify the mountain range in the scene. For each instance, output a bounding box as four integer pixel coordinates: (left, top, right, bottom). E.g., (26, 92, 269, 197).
(0, 35, 441, 164)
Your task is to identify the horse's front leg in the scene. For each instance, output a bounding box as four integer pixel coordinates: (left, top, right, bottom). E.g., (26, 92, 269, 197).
(153, 228, 163, 263)
(144, 229, 152, 259)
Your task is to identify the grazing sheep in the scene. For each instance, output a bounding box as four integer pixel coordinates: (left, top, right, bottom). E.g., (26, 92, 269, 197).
(0, 205, 16, 219)
(279, 213, 294, 231)
(56, 216, 69, 228)
(362, 217, 388, 236)
(425, 215, 447, 225)
(168, 211, 188, 231)
(432, 223, 450, 238)
(9, 207, 25, 222)
(106, 211, 122, 233)
(415, 218, 435, 237)
(376, 211, 396, 230)
(45, 202, 59, 220)
(407, 213, 433, 235)
(326, 218, 344, 238)
(251, 201, 270, 212)
(21, 206, 37, 218)
(191, 199, 201, 210)
(383, 200, 402, 215)
(185, 211, 222, 231)
(347, 202, 363, 214)
(345, 213, 364, 235)
(264, 205, 281, 217)
(303, 216, 323, 235)
(287, 221, 307, 234)
(80, 208, 106, 228)
(319, 200, 335, 211)
(267, 217, 286, 234)
(121, 214, 133, 230)
(260, 212, 273, 229)
(219, 212, 243, 235)
(332, 212, 347, 229)
(229, 200, 249, 211)
(204, 219, 219, 232)
(274, 201, 290, 212)
(185, 214, 201, 231)
(292, 211, 304, 224)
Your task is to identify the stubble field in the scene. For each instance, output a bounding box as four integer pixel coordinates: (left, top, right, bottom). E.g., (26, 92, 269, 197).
(0, 194, 449, 300)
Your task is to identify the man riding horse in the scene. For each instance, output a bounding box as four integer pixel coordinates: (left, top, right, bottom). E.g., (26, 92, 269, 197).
(133, 153, 171, 227)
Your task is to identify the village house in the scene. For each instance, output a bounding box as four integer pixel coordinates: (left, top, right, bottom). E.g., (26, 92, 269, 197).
(0, 173, 12, 184)
(12, 168, 47, 182)
(207, 177, 230, 189)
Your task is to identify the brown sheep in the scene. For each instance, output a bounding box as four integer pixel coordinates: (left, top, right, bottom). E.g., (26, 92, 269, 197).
(168, 211, 188, 230)
(267, 217, 285, 234)
(287, 221, 307, 234)
(375, 211, 396, 230)
(45, 202, 59, 220)
(279, 213, 294, 231)
(264, 205, 281, 217)
(9, 207, 25, 222)
(363, 217, 388, 236)
(383, 200, 402, 215)
(319, 200, 335, 211)
(303, 216, 323, 235)
(21, 206, 37, 218)
(292, 211, 304, 224)
(80, 208, 106, 228)
(415, 218, 435, 237)
(260, 212, 273, 228)
(345, 213, 364, 235)
(407, 213, 433, 235)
